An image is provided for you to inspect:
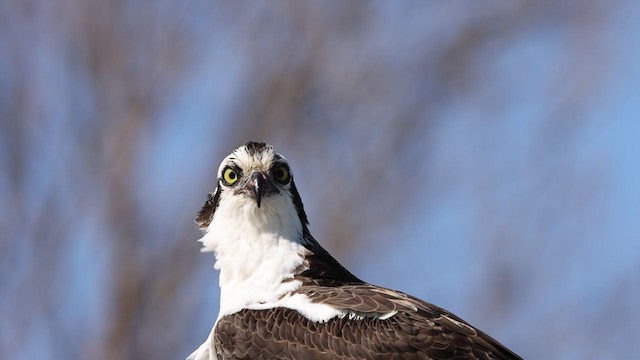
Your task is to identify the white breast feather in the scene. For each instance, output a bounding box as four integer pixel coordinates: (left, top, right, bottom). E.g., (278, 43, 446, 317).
(199, 187, 306, 310)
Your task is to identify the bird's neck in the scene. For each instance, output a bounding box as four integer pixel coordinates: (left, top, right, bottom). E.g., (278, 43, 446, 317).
(199, 198, 311, 317)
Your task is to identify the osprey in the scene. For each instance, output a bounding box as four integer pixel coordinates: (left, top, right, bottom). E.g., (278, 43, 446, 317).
(188, 142, 521, 360)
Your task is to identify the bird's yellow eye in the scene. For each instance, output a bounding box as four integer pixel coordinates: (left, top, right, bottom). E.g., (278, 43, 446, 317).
(223, 168, 239, 186)
(273, 165, 290, 184)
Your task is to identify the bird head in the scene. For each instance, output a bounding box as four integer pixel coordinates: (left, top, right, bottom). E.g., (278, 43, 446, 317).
(195, 141, 309, 234)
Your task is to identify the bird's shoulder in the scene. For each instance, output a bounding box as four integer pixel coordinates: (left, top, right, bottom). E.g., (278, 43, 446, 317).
(298, 281, 521, 359)
(214, 281, 521, 360)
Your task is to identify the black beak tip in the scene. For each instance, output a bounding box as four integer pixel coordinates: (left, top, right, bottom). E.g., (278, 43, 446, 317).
(254, 188, 262, 208)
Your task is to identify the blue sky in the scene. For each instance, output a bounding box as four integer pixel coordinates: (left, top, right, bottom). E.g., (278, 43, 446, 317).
(3, 2, 640, 359)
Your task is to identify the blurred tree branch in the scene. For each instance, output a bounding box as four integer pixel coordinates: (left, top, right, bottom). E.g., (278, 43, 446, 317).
(0, 0, 621, 359)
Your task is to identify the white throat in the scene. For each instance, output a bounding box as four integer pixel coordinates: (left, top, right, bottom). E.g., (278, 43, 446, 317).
(199, 189, 309, 318)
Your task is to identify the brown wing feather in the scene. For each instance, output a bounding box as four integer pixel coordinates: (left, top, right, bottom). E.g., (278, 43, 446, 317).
(296, 283, 521, 359)
(296, 284, 419, 314)
(214, 285, 522, 360)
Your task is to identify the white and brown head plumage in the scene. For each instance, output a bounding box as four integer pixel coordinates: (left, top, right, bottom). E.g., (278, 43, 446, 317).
(188, 142, 521, 360)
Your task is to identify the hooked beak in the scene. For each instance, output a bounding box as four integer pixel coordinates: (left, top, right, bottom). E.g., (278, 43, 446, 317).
(246, 172, 268, 207)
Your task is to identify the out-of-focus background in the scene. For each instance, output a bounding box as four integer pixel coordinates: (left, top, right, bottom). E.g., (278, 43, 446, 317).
(2, 1, 639, 359)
